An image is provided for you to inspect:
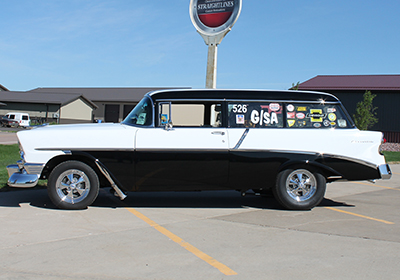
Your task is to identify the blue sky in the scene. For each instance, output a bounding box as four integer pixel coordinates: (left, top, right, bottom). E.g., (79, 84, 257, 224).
(1, 0, 400, 91)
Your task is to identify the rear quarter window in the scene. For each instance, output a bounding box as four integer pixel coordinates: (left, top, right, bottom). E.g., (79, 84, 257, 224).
(286, 103, 350, 128)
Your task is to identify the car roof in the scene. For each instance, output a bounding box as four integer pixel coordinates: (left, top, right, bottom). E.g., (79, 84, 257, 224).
(146, 89, 340, 102)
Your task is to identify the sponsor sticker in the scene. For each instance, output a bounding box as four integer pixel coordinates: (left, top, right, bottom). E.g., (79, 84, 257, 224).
(297, 106, 307, 111)
(327, 108, 337, 113)
(287, 104, 295, 112)
(330, 122, 336, 126)
(308, 109, 325, 122)
(313, 123, 322, 128)
(161, 114, 168, 125)
(297, 120, 306, 127)
(328, 113, 337, 122)
(296, 112, 305, 119)
(323, 120, 330, 127)
(287, 120, 295, 127)
(269, 103, 280, 111)
(287, 112, 295, 119)
(338, 119, 347, 127)
(236, 114, 245, 124)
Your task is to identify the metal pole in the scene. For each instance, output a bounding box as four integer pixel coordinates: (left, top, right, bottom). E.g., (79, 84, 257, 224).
(205, 44, 218, 89)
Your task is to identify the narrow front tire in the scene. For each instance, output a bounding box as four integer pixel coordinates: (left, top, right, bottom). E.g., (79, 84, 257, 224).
(47, 161, 99, 210)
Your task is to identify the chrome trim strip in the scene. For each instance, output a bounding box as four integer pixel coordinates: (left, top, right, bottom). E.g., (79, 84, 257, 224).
(233, 128, 249, 150)
(135, 148, 227, 153)
(35, 148, 135, 152)
(229, 149, 380, 170)
(95, 160, 127, 201)
(323, 153, 378, 169)
(230, 149, 319, 156)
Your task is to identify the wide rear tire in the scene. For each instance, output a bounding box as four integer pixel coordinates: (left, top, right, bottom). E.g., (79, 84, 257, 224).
(273, 168, 326, 210)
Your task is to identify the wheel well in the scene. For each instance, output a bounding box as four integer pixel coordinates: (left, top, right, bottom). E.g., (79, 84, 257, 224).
(278, 161, 339, 180)
(41, 155, 110, 187)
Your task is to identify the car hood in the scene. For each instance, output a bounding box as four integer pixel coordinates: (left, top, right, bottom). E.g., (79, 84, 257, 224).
(17, 123, 138, 162)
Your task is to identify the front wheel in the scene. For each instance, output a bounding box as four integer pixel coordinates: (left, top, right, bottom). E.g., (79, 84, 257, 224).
(48, 161, 99, 210)
(273, 168, 326, 210)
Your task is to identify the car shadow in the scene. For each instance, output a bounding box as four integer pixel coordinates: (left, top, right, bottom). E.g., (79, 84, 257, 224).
(0, 187, 353, 210)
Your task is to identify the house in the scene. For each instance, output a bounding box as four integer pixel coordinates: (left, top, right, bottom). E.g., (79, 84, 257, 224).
(0, 84, 8, 107)
(1, 86, 189, 124)
(27, 87, 188, 123)
(0, 91, 97, 124)
(0, 84, 9, 91)
(296, 75, 400, 142)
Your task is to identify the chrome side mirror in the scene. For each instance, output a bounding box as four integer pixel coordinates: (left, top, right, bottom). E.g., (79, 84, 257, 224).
(164, 121, 173, 131)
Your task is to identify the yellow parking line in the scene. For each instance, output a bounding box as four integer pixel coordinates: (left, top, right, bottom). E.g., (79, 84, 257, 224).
(351, 181, 400, 191)
(324, 207, 394, 224)
(125, 207, 237, 276)
(393, 172, 400, 175)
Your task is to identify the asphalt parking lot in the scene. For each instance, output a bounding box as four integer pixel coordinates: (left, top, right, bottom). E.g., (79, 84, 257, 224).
(1, 163, 400, 280)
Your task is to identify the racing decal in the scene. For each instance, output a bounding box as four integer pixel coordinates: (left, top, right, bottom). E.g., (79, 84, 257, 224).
(287, 120, 295, 127)
(229, 102, 283, 128)
(287, 104, 294, 112)
(327, 108, 336, 113)
(323, 120, 330, 127)
(313, 123, 322, 128)
(307, 109, 326, 122)
(297, 120, 306, 127)
(161, 114, 168, 125)
(338, 119, 347, 127)
(328, 113, 337, 122)
(269, 103, 281, 111)
(296, 112, 305, 119)
(297, 106, 307, 111)
(287, 112, 295, 119)
(250, 110, 279, 125)
(236, 114, 245, 124)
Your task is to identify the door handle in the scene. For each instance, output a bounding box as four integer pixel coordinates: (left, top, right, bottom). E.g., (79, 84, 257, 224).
(211, 131, 225, 136)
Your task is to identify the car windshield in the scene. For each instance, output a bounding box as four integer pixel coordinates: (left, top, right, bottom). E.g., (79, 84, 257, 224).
(122, 97, 153, 126)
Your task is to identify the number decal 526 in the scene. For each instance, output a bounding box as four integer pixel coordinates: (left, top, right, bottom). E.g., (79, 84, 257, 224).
(232, 104, 248, 113)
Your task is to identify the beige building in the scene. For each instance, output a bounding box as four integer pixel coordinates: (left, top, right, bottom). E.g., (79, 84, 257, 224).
(27, 87, 187, 123)
(0, 91, 97, 124)
(1, 86, 189, 124)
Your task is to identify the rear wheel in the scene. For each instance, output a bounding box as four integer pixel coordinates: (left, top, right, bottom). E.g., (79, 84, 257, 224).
(48, 161, 99, 210)
(273, 168, 326, 210)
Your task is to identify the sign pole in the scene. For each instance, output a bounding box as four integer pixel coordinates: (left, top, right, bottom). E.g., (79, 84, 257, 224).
(190, 0, 242, 89)
(206, 44, 218, 89)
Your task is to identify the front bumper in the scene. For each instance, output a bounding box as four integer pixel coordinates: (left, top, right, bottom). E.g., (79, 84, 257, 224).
(379, 164, 392, 180)
(7, 161, 44, 188)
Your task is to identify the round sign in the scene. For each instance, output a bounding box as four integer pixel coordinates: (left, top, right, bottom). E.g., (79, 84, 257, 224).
(190, 0, 242, 35)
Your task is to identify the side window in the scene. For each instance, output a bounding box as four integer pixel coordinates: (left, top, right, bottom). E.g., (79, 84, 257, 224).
(286, 103, 350, 128)
(22, 115, 29, 120)
(9, 115, 15, 120)
(158, 102, 222, 127)
(228, 102, 283, 128)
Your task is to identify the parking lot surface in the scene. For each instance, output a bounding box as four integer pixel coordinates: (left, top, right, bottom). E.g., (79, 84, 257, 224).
(1, 165, 400, 279)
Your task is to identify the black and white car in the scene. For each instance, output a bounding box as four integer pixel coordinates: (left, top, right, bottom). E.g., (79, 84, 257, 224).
(7, 89, 391, 210)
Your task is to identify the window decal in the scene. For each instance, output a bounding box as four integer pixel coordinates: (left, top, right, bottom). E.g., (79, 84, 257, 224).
(228, 102, 283, 128)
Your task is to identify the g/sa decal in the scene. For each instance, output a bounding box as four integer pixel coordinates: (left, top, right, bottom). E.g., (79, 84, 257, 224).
(251, 110, 279, 125)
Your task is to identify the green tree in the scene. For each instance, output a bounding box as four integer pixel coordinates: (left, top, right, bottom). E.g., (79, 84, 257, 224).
(290, 81, 300, 90)
(353, 90, 378, 130)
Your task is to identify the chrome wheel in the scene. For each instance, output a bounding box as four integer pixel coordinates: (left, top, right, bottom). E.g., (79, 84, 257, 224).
(55, 169, 91, 204)
(285, 169, 317, 202)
